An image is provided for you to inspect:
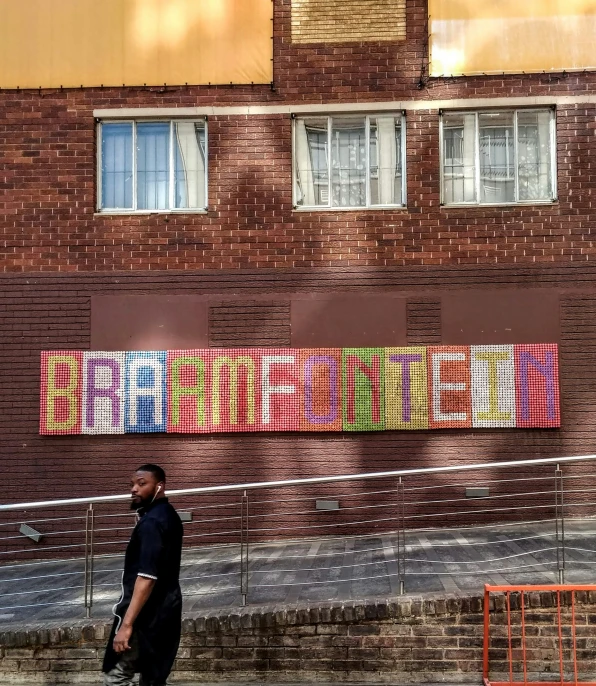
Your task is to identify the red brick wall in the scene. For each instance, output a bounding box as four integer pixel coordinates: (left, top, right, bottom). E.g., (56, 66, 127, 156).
(1, 0, 596, 272)
(0, 589, 595, 683)
(1, 0, 596, 516)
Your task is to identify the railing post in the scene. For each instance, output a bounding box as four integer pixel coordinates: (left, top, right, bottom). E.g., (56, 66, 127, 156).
(554, 464, 565, 584)
(83, 503, 95, 618)
(240, 490, 249, 606)
(483, 585, 491, 683)
(397, 476, 406, 595)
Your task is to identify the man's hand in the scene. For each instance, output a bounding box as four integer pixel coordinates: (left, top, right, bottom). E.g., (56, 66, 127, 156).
(112, 576, 156, 654)
(113, 622, 133, 654)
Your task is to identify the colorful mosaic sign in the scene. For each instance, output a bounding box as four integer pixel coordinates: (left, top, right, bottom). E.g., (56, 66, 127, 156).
(40, 345, 560, 435)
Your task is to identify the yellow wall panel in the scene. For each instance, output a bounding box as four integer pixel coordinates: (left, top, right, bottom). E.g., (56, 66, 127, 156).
(0, 0, 273, 88)
(429, 0, 596, 76)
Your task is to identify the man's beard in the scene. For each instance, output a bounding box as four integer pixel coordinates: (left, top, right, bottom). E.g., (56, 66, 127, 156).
(130, 495, 153, 511)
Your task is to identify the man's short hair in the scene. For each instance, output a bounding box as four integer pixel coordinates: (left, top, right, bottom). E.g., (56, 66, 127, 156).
(136, 464, 166, 483)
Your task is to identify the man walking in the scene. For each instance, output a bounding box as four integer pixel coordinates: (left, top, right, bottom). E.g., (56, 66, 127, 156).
(103, 464, 183, 686)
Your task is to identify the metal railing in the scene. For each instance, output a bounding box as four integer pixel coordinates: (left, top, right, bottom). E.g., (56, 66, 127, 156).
(0, 453, 595, 622)
(483, 584, 596, 686)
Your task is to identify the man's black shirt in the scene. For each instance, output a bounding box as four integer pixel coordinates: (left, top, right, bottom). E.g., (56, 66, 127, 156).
(103, 497, 183, 683)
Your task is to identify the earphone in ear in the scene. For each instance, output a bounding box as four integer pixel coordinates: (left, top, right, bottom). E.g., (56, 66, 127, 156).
(156, 484, 162, 493)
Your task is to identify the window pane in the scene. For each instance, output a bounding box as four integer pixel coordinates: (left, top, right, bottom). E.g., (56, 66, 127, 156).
(295, 118, 328, 207)
(331, 118, 366, 207)
(137, 122, 170, 210)
(174, 122, 206, 209)
(517, 110, 552, 201)
(370, 116, 402, 205)
(101, 123, 132, 209)
(479, 112, 514, 203)
(442, 113, 476, 203)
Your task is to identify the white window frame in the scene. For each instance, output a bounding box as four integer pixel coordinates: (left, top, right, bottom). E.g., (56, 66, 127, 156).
(292, 112, 407, 211)
(96, 118, 208, 214)
(439, 108, 557, 207)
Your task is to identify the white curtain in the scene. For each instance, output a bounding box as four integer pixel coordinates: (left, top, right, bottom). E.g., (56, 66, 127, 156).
(536, 112, 551, 198)
(442, 113, 476, 203)
(330, 119, 366, 207)
(376, 117, 398, 205)
(175, 122, 205, 209)
(517, 111, 551, 201)
(461, 113, 476, 202)
(294, 119, 316, 206)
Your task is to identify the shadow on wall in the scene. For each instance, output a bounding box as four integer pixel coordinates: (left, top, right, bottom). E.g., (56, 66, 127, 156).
(5, 107, 588, 549)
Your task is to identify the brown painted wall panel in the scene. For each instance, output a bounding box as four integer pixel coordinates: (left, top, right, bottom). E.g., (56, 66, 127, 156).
(291, 296, 407, 348)
(0, 265, 589, 514)
(91, 296, 209, 351)
(441, 290, 560, 345)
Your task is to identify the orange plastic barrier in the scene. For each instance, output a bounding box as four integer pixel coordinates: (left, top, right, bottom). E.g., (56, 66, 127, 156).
(483, 584, 596, 686)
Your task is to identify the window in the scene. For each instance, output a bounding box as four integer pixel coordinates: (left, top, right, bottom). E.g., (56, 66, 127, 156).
(98, 119, 207, 212)
(293, 114, 406, 209)
(440, 109, 556, 205)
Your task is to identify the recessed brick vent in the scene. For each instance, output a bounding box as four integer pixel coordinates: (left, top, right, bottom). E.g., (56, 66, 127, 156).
(291, 0, 407, 43)
(209, 301, 292, 347)
(406, 299, 442, 345)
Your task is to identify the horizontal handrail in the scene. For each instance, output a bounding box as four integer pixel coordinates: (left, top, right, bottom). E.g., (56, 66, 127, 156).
(486, 583, 596, 592)
(1, 452, 595, 512)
